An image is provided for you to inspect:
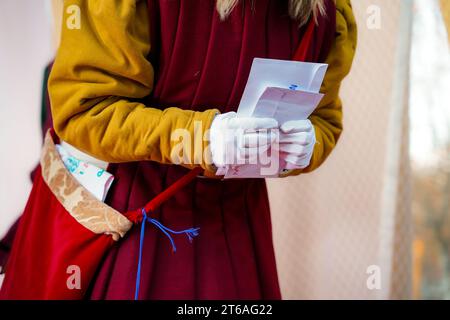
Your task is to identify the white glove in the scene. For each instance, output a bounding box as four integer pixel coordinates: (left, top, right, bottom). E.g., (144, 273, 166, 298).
(209, 112, 278, 168)
(279, 119, 316, 170)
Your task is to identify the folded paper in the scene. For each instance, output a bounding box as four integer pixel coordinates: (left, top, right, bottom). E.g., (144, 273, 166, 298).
(222, 58, 327, 178)
(56, 144, 114, 201)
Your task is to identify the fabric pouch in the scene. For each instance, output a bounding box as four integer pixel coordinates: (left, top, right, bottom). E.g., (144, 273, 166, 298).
(0, 130, 133, 299)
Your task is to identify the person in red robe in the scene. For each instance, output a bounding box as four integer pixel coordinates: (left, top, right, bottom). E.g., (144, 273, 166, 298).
(1, 0, 356, 299)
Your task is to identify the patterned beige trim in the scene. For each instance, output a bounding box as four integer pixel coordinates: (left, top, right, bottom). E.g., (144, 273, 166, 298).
(40, 131, 133, 241)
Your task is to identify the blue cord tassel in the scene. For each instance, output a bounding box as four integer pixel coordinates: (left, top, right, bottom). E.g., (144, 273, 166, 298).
(134, 208, 200, 300)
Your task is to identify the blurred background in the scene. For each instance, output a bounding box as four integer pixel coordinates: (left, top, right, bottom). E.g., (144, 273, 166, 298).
(0, 0, 449, 299)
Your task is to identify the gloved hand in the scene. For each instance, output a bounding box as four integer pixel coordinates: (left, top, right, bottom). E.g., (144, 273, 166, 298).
(209, 112, 278, 169)
(279, 119, 316, 170)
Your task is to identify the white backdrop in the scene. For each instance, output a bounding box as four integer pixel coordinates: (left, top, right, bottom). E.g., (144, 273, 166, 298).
(269, 0, 412, 299)
(0, 0, 53, 236)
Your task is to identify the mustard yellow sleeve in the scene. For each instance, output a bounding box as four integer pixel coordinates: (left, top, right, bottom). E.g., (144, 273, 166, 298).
(48, 0, 218, 172)
(281, 0, 357, 177)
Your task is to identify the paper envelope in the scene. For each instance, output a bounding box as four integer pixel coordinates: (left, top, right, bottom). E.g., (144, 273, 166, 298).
(221, 58, 328, 178)
(253, 87, 324, 123)
(223, 89, 324, 178)
(237, 58, 328, 117)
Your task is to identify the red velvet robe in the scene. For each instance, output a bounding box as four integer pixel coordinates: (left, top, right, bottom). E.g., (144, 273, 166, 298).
(87, 0, 335, 300)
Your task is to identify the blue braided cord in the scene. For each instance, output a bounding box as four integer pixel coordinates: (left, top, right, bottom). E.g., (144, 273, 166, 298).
(149, 218, 177, 252)
(149, 218, 200, 244)
(134, 208, 200, 300)
(134, 208, 147, 300)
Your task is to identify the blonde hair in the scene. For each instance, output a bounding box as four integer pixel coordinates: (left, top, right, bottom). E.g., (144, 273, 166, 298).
(216, 0, 326, 26)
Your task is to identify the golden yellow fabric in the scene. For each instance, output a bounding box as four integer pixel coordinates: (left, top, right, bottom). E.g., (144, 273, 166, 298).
(282, 0, 357, 177)
(49, 0, 218, 172)
(49, 0, 356, 176)
(440, 0, 450, 43)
